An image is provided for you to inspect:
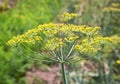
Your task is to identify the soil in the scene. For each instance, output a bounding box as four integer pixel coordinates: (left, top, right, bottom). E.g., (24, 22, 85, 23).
(25, 64, 62, 84)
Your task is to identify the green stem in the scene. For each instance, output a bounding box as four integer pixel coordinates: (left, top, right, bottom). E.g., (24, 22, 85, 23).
(61, 63, 67, 84)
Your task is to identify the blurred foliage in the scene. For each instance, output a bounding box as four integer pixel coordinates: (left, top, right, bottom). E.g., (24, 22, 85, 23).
(0, 0, 65, 84)
(0, 0, 65, 43)
(63, 0, 120, 36)
(101, 0, 120, 36)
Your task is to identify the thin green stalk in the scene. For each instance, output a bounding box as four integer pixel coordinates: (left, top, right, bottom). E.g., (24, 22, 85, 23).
(61, 63, 67, 84)
(61, 47, 64, 61)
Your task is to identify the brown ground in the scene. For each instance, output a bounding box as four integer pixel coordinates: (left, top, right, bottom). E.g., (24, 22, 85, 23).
(25, 64, 62, 84)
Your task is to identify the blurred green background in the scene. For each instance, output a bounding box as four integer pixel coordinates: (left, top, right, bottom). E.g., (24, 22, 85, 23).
(0, 0, 119, 84)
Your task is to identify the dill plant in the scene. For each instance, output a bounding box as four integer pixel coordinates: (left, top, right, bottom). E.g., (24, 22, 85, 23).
(7, 12, 113, 84)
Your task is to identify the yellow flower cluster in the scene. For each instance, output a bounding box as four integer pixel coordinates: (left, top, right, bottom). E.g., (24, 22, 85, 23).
(7, 34, 42, 45)
(45, 38, 64, 50)
(79, 26, 100, 35)
(75, 44, 95, 54)
(7, 21, 113, 55)
(74, 36, 113, 55)
(60, 12, 78, 22)
(64, 36, 79, 42)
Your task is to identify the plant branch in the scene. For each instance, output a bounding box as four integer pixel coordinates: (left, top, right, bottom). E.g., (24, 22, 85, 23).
(65, 42, 75, 61)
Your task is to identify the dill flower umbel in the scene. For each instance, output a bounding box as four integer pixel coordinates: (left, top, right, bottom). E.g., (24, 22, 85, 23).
(7, 22, 113, 56)
(6, 12, 119, 84)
